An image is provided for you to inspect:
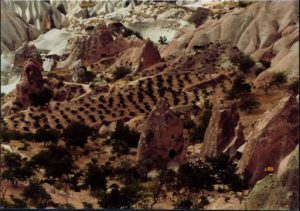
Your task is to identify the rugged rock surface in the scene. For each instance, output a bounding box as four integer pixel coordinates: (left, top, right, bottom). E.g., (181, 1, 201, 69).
(238, 95, 299, 185)
(137, 99, 187, 172)
(116, 39, 161, 73)
(13, 43, 43, 72)
(1, 9, 40, 53)
(163, 1, 299, 79)
(13, 60, 46, 110)
(200, 102, 245, 160)
(245, 145, 299, 210)
(57, 22, 117, 68)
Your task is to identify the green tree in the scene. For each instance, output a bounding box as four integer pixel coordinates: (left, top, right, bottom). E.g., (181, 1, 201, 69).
(84, 162, 107, 194)
(63, 122, 93, 148)
(113, 66, 131, 80)
(35, 128, 61, 145)
(2, 152, 34, 187)
(238, 96, 260, 113)
(22, 179, 51, 208)
(229, 74, 251, 98)
(174, 196, 193, 209)
(31, 145, 74, 179)
(177, 161, 214, 193)
(29, 88, 53, 107)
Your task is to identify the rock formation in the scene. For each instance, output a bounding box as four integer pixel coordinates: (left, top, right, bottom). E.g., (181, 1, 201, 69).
(115, 39, 161, 73)
(13, 43, 43, 72)
(245, 145, 299, 210)
(57, 22, 117, 69)
(200, 102, 245, 160)
(14, 60, 46, 108)
(238, 95, 299, 185)
(137, 99, 187, 172)
(163, 1, 299, 79)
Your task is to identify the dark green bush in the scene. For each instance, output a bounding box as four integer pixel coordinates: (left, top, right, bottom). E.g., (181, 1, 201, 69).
(63, 122, 93, 148)
(22, 179, 51, 208)
(188, 7, 210, 27)
(238, 96, 260, 113)
(113, 66, 131, 80)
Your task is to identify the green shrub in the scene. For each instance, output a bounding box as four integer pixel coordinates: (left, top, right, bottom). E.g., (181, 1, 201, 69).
(177, 161, 214, 192)
(228, 74, 251, 98)
(35, 128, 61, 145)
(174, 197, 193, 209)
(29, 88, 53, 107)
(84, 162, 107, 193)
(238, 96, 260, 113)
(230, 53, 255, 73)
(31, 145, 74, 179)
(113, 66, 131, 80)
(63, 122, 93, 148)
(22, 179, 51, 208)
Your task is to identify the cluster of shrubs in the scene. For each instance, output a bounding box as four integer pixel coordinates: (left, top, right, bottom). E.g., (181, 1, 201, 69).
(105, 121, 140, 155)
(113, 66, 131, 80)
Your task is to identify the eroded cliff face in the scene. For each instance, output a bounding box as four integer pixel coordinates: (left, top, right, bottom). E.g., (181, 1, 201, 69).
(245, 145, 299, 210)
(200, 102, 245, 160)
(162, 1, 299, 79)
(137, 99, 187, 172)
(238, 95, 299, 185)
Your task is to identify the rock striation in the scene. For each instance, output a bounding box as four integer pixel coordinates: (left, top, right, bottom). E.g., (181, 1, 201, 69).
(137, 99, 187, 172)
(200, 102, 245, 160)
(238, 95, 299, 185)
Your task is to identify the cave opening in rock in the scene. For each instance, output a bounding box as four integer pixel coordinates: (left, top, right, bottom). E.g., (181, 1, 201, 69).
(168, 149, 177, 160)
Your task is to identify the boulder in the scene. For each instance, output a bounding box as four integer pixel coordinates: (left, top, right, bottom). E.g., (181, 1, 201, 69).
(238, 95, 299, 185)
(245, 145, 299, 210)
(137, 99, 187, 172)
(200, 102, 245, 160)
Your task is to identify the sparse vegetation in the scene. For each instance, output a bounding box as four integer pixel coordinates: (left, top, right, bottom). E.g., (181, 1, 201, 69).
(158, 36, 167, 45)
(228, 74, 251, 98)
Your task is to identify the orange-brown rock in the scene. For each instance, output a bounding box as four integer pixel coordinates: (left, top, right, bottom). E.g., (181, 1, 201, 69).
(137, 99, 187, 172)
(200, 102, 245, 160)
(238, 95, 299, 185)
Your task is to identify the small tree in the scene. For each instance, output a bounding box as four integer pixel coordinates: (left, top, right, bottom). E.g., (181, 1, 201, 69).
(113, 66, 131, 80)
(22, 179, 51, 208)
(84, 162, 107, 194)
(228, 74, 251, 98)
(63, 122, 93, 148)
(29, 88, 53, 107)
(158, 36, 167, 45)
(173, 196, 193, 209)
(35, 128, 61, 145)
(238, 96, 260, 113)
(31, 145, 74, 179)
(270, 72, 287, 87)
(2, 152, 34, 187)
